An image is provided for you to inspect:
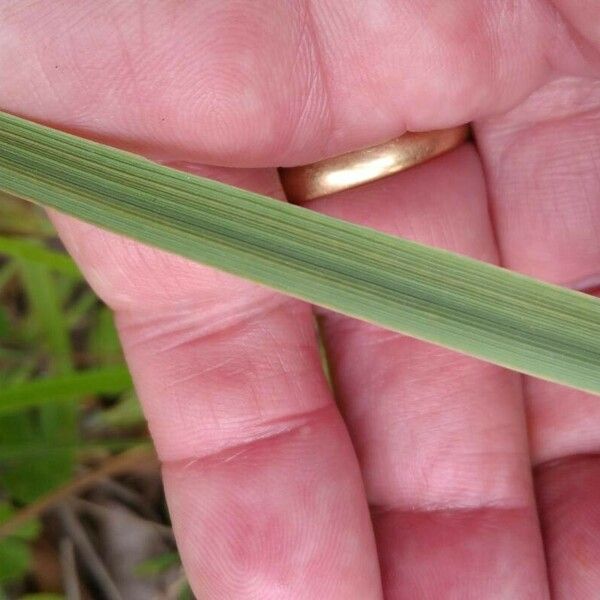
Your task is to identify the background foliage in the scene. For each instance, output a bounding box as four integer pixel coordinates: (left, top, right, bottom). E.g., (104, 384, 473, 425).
(0, 194, 190, 599)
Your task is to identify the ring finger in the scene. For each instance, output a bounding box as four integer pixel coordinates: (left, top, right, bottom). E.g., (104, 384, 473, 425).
(301, 141, 549, 599)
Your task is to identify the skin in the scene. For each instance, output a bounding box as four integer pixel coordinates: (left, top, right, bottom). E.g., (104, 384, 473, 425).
(2, 1, 600, 597)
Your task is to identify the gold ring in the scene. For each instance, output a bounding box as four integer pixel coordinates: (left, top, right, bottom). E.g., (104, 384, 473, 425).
(279, 124, 470, 203)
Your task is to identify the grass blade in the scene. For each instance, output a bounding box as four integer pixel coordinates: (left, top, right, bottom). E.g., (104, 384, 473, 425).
(0, 365, 133, 415)
(1, 111, 600, 394)
(0, 438, 147, 461)
(0, 235, 80, 276)
(18, 261, 74, 373)
(2, 260, 78, 500)
(17, 260, 76, 439)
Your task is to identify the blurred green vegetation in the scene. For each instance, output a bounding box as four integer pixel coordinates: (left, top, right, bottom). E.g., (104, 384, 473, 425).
(0, 194, 189, 598)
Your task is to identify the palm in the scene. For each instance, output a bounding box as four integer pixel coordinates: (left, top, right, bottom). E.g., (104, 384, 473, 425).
(2, 2, 600, 597)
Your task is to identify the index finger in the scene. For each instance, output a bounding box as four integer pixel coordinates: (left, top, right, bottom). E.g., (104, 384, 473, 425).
(1, 0, 558, 167)
(50, 165, 382, 598)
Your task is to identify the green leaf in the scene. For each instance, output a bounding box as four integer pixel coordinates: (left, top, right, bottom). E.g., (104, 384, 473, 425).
(178, 582, 194, 600)
(0, 503, 40, 541)
(16, 260, 77, 492)
(0, 503, 37, 584)
(0, 235, 80, 277)
(0, 365, 133, 415)
(88, 306, 123, 365)
(18, 261, 73, 373)
(93, 391, 144, 428)
(1, 111, 600, 394)
(0, 538, 30, 584)
(0, 438, 148, 461)
(65, 289, 98, 328)
(0, 407, 71, 502)
(135, 551, 180, 576)
(0, 431, 73, 502)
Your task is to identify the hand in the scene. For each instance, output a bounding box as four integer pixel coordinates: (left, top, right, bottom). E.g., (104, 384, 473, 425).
(3, 3, 600, 598)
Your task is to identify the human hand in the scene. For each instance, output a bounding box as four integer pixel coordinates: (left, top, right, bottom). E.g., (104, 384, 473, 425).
(2, 2, 600, 597)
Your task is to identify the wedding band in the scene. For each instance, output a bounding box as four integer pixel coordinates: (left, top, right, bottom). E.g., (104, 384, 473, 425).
(279, 125, 470, 202)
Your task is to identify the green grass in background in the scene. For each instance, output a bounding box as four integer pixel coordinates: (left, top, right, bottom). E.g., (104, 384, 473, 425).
(0, 193, 184, 597)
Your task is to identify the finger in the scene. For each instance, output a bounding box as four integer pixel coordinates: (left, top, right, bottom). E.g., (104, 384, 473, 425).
(536, 456, 600, 599)
(477, 77, 600, 596)
(304, 145, 548, 598)
(50, 166, 382, 599)
(476, 77, 600, 464)
(0, 0, 582, 166)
